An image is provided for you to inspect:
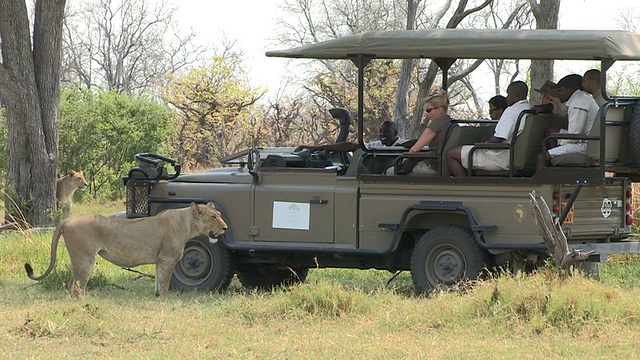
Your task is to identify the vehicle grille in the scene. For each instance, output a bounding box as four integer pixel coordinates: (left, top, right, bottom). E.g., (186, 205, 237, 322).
(126, 180, 150, 217)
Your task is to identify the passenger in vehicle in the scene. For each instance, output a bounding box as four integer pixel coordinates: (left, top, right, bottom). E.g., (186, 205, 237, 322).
(298, 120, 409, 153)
(401, 91, 453, 175)
(535, 74, 599, 171)
(488, 95, 508, 120)
(581, 69, 607, 106)
(446, 81, 531, 177)
(532, 80, 567, 116)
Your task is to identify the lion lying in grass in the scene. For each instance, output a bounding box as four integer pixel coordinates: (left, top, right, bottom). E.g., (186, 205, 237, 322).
(56, 170, 88, 218)
(25, 202, 227, 297)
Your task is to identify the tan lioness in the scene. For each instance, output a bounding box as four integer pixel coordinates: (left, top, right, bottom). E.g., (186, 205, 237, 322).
(56, 170, 89, 218)
(25, 202, 227, 297)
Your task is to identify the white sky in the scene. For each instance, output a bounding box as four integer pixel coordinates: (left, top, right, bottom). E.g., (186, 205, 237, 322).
(174, 0, 639, 97)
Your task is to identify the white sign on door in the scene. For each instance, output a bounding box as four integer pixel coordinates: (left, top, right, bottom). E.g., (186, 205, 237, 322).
(272, 201, 310, 230)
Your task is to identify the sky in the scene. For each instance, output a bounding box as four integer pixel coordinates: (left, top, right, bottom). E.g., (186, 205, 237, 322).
(174, 0, 640, 97)
(174, 0, 287, 93)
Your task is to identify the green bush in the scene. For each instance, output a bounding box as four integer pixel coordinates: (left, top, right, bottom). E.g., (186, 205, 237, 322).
(59, 86, 175, 201)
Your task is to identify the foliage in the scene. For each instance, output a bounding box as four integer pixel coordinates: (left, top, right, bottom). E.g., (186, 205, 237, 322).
(253, 95, 333, 148)
(161, 56, 265, 169)
(59, 86, 174, 201)
(306, 59, 406, 141)
(607, 64, 640, 97)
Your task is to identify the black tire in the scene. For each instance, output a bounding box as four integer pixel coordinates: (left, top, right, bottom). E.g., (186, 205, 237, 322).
(629, 104, 640, 163)
(237, 266, 309, 290)
(410, 225, 488, 294)
(170, 235, 234, 292)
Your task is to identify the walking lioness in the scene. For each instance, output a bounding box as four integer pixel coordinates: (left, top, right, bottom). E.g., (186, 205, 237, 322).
(56, 170, 88, 218)
(25, 202, 227, 297)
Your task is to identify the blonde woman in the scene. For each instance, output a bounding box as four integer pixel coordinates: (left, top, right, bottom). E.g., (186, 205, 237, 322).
(406, 91, 453, 175)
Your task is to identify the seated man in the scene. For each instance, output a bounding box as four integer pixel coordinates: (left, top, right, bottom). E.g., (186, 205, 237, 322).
(299, 120, 409, 152)
(299, 120, 411, 174)
(532, 80, 567, 116)
(581, 69, 607, 106)
(536, 74, 599, 170)
(446, 81, 531, 177)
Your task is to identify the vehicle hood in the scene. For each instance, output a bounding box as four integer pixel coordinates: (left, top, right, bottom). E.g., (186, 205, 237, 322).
(171, 167, 254, 184)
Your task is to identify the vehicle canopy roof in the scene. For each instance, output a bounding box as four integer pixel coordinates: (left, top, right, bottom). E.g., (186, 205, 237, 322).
(266, 29, 640, 61)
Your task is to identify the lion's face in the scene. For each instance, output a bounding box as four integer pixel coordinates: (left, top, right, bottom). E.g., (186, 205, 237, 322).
(191, 202, 227, 239)
(69, 170, 88, 191)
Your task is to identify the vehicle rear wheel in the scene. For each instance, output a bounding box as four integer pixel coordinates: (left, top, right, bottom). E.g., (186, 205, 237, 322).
(170, 235, 234, 292)
(410, 225, 488, 294)
(237, 266, 309, 290)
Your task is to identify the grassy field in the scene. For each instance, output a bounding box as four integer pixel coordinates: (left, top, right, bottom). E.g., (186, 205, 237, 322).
(2, 201, 640, 358)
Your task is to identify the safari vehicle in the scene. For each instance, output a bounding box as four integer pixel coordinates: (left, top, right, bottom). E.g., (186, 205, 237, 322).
(124, 29, 640, 294)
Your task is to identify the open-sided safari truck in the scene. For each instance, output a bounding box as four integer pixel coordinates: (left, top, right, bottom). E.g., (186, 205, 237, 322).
(124, 29, 640, 294)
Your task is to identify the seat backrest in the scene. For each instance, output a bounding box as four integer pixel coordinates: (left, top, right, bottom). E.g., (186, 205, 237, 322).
(439, 122, 494, 176)
(585, 105, 625, 162)
(344, 149, 367, 176)
(510, 114, 566, 173)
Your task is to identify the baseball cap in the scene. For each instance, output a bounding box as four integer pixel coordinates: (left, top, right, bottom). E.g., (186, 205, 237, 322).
(551, 74, 583, 90)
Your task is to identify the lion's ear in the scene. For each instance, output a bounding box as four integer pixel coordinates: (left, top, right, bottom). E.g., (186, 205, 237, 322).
(190, 202, 199, 215)
(207, 202, 215, 210)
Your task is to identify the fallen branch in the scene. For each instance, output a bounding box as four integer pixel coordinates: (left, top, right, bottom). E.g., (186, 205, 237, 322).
(529, 191, 595, 275)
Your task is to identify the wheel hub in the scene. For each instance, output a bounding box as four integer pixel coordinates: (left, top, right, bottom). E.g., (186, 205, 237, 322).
(174, 242, 213, 285)
(428, 247, 466, 284)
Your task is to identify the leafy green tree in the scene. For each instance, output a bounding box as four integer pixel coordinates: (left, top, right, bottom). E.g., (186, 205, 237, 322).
(59, 86, 174, 201)
(161, 56, 264, 170)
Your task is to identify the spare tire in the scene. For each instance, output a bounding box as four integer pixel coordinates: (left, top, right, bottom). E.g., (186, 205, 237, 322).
(628, 104, 640, 163)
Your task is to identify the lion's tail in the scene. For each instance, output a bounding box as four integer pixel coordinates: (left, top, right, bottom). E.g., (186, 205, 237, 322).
(24, 220, 65, 281)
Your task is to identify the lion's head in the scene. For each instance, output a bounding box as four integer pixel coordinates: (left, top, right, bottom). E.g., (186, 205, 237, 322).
(68, 170, 88, 191)
(191, 202, 227, 239)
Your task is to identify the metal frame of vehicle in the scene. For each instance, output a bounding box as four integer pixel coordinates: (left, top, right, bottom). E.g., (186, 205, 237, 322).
(123, 29, 640, 293)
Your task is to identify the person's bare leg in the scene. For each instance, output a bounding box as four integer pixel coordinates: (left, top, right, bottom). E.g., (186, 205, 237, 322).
(536, 151, 552, 171)
(446, 146, 468, 177)
(544, 128, 559, 148)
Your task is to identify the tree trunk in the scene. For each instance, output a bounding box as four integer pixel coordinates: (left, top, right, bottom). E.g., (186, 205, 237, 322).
(529, 191, 594, 275)
(0, 0, 65, 226)
(395, 0, 420, 139)
(407, 0, 493, 138)
(529, 0, 560, 104)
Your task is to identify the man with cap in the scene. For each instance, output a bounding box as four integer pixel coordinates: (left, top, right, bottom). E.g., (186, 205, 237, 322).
(536, 74, 599, 171)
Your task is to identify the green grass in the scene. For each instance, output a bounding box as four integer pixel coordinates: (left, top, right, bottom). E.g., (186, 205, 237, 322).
(3, 201, 640, 358)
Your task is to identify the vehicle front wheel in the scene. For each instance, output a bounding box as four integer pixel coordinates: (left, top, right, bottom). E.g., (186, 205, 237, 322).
(237, 266, 309, 290)
(410, 225, 488, 295)
(170, 235, 234, 292)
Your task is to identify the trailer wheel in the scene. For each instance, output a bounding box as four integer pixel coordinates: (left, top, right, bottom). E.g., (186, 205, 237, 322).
(170, 235, 234, 292)
(410, 225, 488, 294)
(628, 104, 640, 162)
